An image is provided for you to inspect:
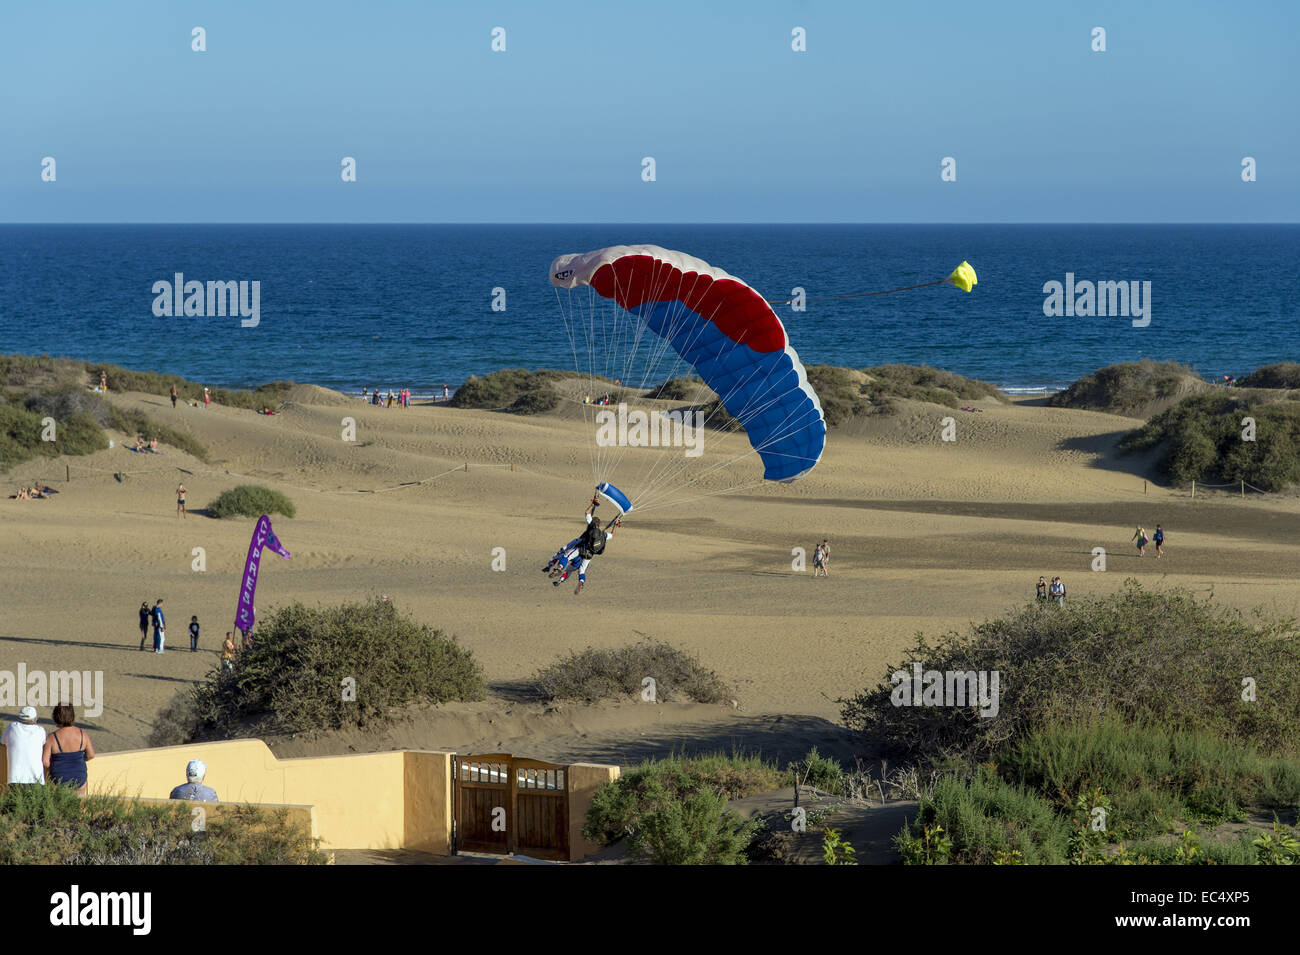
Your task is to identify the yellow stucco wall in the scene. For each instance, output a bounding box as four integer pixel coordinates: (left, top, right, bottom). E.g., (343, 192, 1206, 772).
(0, 738, 454, 852)
(568, 762, 620, 859)
(3, 739, 615, 860)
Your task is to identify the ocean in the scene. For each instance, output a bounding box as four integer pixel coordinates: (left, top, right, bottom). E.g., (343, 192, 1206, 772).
(1, 224, 1296, 395)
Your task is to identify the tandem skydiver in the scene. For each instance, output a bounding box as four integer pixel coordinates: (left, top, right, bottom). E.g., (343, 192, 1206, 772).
(546, 493, 620, 595)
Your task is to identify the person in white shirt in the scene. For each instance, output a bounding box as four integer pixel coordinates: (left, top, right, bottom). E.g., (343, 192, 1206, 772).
(3, 706, 47, 784)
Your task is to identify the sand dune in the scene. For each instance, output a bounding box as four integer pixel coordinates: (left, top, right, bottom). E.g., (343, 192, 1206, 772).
(4, 388, 1300, 756)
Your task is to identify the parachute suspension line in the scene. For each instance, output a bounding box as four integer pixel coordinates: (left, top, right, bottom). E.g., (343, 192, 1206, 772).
(555, 285, 600, 487)
(765, 278, 947, 306)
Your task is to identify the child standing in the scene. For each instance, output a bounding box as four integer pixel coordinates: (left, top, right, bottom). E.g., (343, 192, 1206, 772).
(189, 616, 200, 652)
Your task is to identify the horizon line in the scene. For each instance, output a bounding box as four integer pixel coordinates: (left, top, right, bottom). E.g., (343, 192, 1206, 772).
(2, 221, 1298, 227)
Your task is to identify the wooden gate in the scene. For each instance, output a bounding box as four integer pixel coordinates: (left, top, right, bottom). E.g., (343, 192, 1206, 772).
(454, 754, 570, 861)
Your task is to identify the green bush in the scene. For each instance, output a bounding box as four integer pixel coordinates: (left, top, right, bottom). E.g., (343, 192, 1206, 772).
(536, 639, 733, 704)
(789, 747, 847, 795)
(508, 388, 560, 414)
(1049, 360, 1197, 414)
(0, 401, 107, 471)
(1238, 363, 1300, 390)
(583, 753, 774, 864)
(864, 364, 1001, 403)
(0, 783, 325, 864)
(896, 766, 1071, 864)
(806, 365, 875, 424)
(449, 369, 567, 412)
(1119, 392, 1300, 490)
(207, 484, 296, 519)
(1001, 717, 1300, 839)
(644, 377, 706, 401)
(840, 582, 1300, 761)
(154, 597, 485, 742)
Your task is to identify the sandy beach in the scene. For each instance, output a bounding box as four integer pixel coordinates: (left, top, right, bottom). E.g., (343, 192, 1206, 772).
(5, 385, 1300, 759)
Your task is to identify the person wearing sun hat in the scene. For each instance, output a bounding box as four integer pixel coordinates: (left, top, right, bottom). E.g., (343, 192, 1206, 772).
(169, 759, 219, 802)
(3, 706, 47, 785)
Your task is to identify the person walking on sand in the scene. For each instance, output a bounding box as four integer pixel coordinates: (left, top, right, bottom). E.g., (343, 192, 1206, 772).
(138, 600, 151, 650)
(151, 598, 166, 653)
(176, 483, 187, 518)
(812, 539, 830, 577)
(170, 383, 178, 409)
(189, 615, 200, 652)
(203, 386, 211, 409)
(222, 632, 237, 672)
(1049, 576, 1066, 606)
(99, 370, 107, 392)
(1132, 525, 1148, 557)
(1036, 576, 1048, 600)
(43, 705, 95, 794)
(1153, 524, 1165, 558)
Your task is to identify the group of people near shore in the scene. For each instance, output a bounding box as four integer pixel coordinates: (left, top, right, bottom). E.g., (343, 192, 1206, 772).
(3, 705, 219, 801)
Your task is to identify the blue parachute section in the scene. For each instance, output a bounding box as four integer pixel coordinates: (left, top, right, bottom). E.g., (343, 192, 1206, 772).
(633, 301, 826, 482)
(596, 482, 633, 515)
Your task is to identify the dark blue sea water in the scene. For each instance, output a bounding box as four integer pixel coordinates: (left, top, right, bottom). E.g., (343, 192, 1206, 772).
(1, 225, 1296, 394)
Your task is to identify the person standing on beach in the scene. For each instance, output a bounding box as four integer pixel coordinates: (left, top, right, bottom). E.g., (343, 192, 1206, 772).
(1153, 524, 1165, 558)
(100, 370, 107, 392)
(1132, 526, 1148, 557)
(177, 483, 187, 518)
(152, 598, 166, 653)
(189, 615, 200, 652)
(442, 384, 450, 400)
(138, 601, 151, 650)
(170, 383, 178, 409)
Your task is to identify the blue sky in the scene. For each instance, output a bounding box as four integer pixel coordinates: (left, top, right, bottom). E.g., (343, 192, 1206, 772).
(1, 0, 1294, 222)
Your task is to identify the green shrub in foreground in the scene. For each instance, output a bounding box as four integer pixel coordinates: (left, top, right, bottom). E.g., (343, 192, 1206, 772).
(896, 766, 1071, 865)
(840, 582, 1300, 761)
(584, 753, 774, 864)
(0, 782, 325, 864)
(1001, 717, 1300, 838)
(152, 597, 485, 742)
(207, 484, 296, 519)
(536, 639, 733, 704)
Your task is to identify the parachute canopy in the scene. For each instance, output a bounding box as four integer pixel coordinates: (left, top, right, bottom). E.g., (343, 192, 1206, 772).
(550, 245, 826, 483)
(595, 481, 633, 515)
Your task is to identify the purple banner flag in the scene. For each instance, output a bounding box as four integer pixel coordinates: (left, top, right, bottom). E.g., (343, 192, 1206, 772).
(234, 514, 291, 632)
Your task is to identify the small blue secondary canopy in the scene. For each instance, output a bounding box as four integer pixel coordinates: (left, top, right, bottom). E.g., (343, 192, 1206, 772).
(596, 482, 633, 515)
